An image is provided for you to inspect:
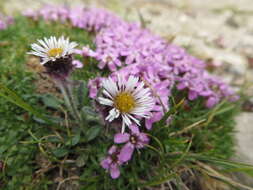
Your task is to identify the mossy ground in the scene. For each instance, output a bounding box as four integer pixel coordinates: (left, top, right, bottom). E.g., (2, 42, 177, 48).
(0, 16, 247, 190)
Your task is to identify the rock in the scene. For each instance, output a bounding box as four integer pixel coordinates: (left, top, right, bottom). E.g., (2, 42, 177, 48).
(234, 112, 253, 186)
(235, 112, 253, 165)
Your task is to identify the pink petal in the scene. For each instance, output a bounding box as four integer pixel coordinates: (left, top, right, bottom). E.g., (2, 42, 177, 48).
(108, 61, 117, 71)
(206, 96, 218, 108)
(108, 145, 117, 155)
(177, 82, 187, 90)
(98, 61, 106, 69)
(188, 90, 198, 100)
(74, 49, 82, 55)
(139, 133, 149, 144)
(119, 143, 134, 162)
(114, 133, 130, 144)
(72, 60, 83, 68)
(229, 95, 239, 102)
(145, 112, 163, 130)
(129, 124, 140, 134)
(101, 158, 110, 169)
(110, 164, 120, 179)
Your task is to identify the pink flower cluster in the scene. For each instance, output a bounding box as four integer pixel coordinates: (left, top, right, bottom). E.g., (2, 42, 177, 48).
(24, 4, 239, 179)
(83, 15, 238, 128)
(23, 4, 123, 31)
(23, 5, 69, 22)
(101, 124, 149, 179)
(0, 13, 13, 30)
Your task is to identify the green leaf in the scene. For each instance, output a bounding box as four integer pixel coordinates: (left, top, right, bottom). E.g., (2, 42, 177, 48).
(77, 81, 88, 108)
(41, 94, 62, 109)
(0, 83, 52, 124)
(85, 126, 101, 142)
(46, 136, 62, 143)
(82, 106, 97, 117)
(52, 147, 69, 158)
(76, 154, 88, 167)
(71, 133, 81, 146)
(158, 98, 185, 126)
(140, 173, 176, 187)
(188, 154, 253, 177)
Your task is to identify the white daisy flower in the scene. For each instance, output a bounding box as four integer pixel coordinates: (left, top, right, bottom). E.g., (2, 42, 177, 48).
(28, 36, 78, 65)
(98, 75, 155, 133)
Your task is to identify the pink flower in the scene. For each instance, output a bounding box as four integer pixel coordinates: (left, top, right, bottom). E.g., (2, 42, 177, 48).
(206, 96, 219, 108)
(88, 77, 103, 98)
(145, 111, 163, 130)
(0, 20, 7, 30)
(23, 9, 38, 19)
(39, 5, 69, 22)
(97, 52, 121, 71)
(100, 145, 123, 179)
(114, 124, 149, 162)
(0, 14, 13, 30)
(69, 7, 86, 28)
(72, 60, 83, 68)
(81, 46, 97, 57)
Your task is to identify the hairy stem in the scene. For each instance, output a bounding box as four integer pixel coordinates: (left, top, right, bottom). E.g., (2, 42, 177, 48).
(66, 81, 82, 122)
(56, 80, 81, 123)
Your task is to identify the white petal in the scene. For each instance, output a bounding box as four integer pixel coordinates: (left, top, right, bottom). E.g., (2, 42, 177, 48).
(125, 76, 138, 92)
(102, 89, 113, 99)
(105, 108, 120, 122)
(125, 113, 140, 126)
(98, 97, 113, 106)
(122, 114, 132, 126)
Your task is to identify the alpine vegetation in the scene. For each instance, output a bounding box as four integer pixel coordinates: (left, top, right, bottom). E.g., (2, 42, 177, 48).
(0, 4, 252, 190)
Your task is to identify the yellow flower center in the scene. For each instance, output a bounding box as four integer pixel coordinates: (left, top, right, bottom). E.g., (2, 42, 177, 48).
(47, 48, 63, 57)
(114, 92, 136, 113)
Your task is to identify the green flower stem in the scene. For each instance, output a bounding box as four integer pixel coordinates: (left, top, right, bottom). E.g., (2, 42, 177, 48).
(66, 81, 82, 122)
(57, 80, 80, 122)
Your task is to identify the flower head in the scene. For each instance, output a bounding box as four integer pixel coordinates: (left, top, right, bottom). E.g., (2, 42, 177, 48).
(98, 75, 154, 133)
(114, 124, 149, 162)
(100, 145, 123, 179)
(28, 36, 78, 80)
(88, 77, 104, 98)
(72, 60, 83, 68)
(0, 14, 13, 30)
(28, 36, 77, 65)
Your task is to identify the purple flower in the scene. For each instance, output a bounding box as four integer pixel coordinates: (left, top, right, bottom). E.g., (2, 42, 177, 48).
(39, 5, 69, 22)
(206, 96, 219, 108)
(23, 9, 39, 20)
(69, 7, 86, 28)
(72, 60, 83, 68)
(145, 111, 163, 130)
(114, 124, 149, 162)
(88, 77, 104, 98)
(97, 52, 122, 71)
(0, 20, 7, 30)
(101, 145, 123, 179)
(0, 14, 13, 30)
(81, 46, 97, 57)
